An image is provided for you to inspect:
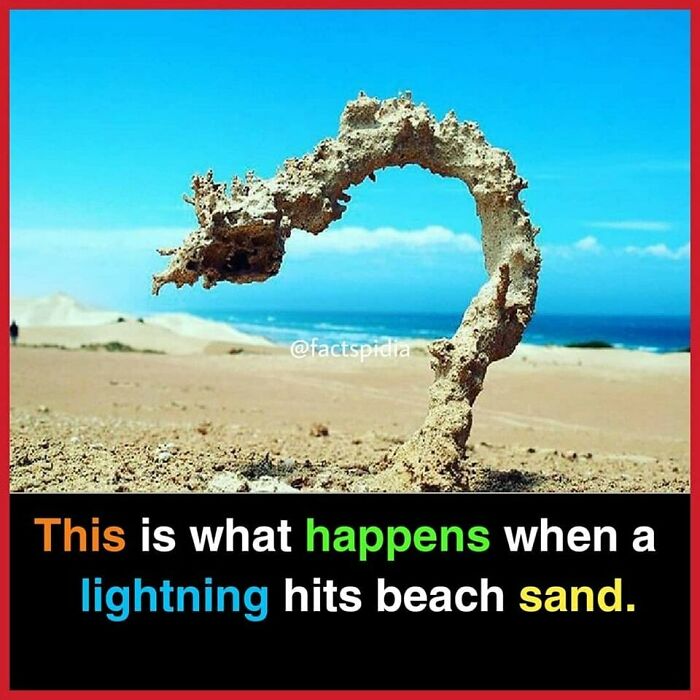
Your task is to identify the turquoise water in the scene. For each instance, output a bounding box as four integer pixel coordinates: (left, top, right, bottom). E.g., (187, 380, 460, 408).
(192, 309, 690, 353)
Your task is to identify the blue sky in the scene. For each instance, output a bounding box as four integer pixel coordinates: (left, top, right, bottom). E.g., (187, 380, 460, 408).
(10, 9, 690, 316)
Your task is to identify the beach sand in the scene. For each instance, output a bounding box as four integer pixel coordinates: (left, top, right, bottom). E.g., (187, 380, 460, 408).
(9, 312, 689, 493)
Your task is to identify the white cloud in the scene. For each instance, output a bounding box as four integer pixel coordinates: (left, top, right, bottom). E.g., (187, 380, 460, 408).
(11, 227, 690, 267)
(11, 225, 483, 259)
(542, 236, 604, 258)
(10, 227, 189, 253)
(624, 243, 690, 260)
(286, 225, 481, 256)
(543, 236, 689, 262)
(574, 235, 602, 253)
(588, 220, 672, 232)
(10, 226, 481, 264)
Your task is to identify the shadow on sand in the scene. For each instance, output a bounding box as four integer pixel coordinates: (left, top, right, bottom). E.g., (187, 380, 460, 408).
(469, 467, 551, 492)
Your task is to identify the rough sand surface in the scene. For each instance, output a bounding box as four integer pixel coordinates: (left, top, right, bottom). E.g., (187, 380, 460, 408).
(10, 341, 688, 493)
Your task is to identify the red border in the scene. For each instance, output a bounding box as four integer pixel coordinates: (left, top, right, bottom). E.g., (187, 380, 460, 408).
(0, 1, 696, 698)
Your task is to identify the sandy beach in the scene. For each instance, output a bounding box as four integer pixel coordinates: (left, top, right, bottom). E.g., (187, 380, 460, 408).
(9, 296, 689, 493)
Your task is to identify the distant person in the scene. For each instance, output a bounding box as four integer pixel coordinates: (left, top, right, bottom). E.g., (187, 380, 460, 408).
(9, 320, 19, 346)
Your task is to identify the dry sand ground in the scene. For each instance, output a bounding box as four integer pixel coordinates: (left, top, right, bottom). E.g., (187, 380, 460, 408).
(10, 324, 689, 493)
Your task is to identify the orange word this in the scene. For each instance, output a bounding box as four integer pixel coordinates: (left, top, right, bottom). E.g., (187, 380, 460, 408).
(34, 517, 126, 552)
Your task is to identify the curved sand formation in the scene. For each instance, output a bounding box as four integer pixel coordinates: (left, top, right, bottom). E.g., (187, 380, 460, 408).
(153, 92, 541, 490)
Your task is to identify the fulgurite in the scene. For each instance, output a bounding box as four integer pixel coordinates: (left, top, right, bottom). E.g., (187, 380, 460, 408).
(153, 92, 541, 492)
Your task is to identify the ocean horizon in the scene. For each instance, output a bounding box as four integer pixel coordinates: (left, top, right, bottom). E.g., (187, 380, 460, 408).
(184, 309, 690, 353)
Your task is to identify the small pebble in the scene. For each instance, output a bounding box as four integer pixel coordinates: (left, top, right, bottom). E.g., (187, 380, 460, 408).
(310, 423, 329, 437)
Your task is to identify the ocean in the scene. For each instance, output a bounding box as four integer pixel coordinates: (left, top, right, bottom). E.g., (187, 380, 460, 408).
(194, 309, 690, 353)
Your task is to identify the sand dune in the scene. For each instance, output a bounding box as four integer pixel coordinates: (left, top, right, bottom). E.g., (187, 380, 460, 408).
(11, 292, 129, 327)
(143, 312, 272, 346)
(10, 294, 272, 352)
(19, 321, 217, 355)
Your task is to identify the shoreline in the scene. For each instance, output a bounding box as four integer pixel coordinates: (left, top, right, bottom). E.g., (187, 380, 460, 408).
(10, 293, 690, 357)
(183, 312, 691, 355)
(11, 327, 692, 361)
